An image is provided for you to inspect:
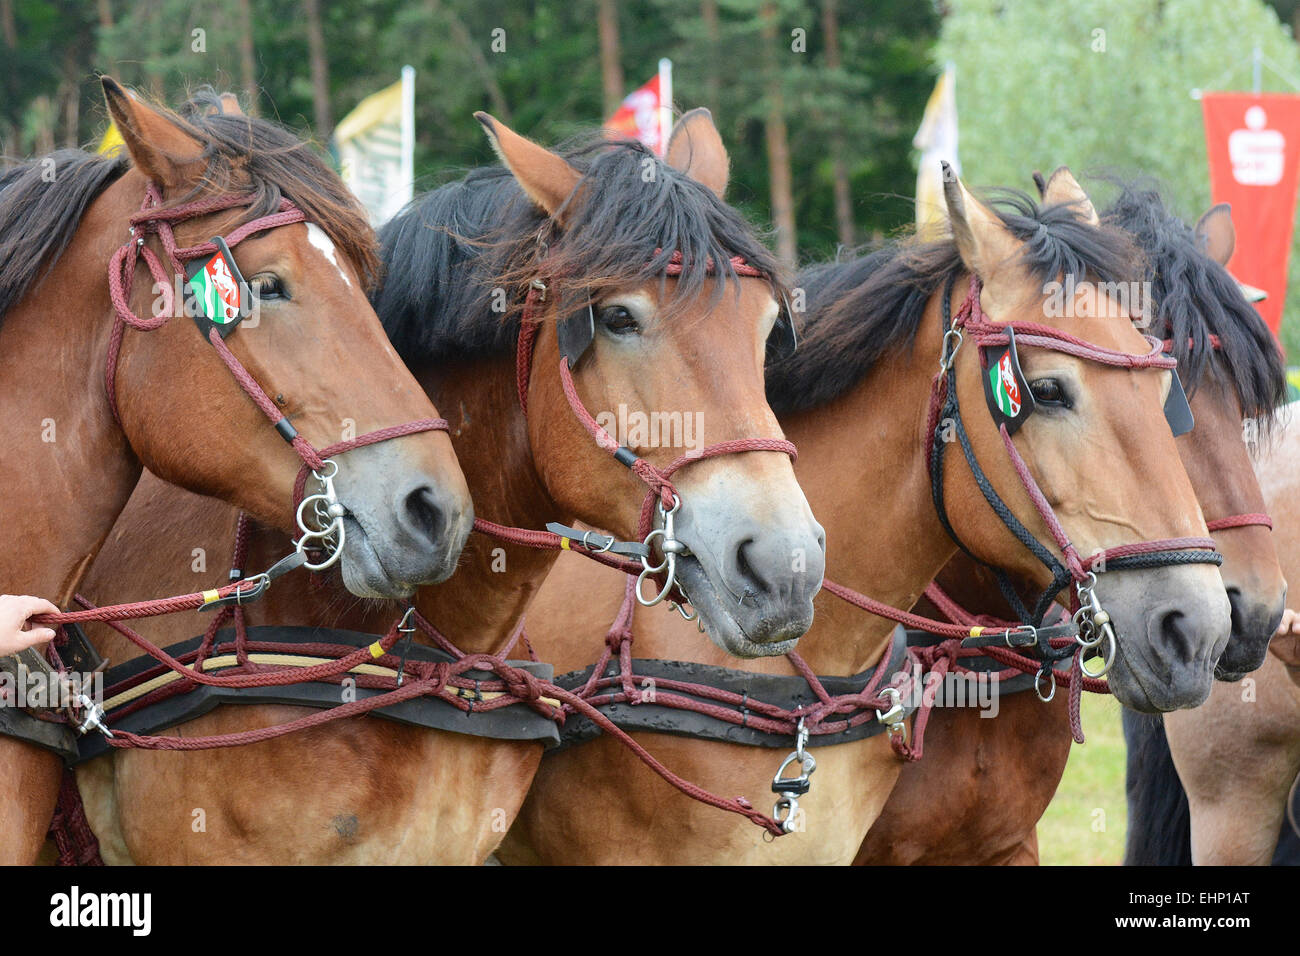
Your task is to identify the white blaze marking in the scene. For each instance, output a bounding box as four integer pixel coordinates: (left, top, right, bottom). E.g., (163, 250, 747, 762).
(306, 222, 352, 288)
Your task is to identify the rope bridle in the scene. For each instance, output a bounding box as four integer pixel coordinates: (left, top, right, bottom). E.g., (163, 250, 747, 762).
(103, 181, 450, 572)
(919, 274, 1223, 684)
(474, 245, 798, 618)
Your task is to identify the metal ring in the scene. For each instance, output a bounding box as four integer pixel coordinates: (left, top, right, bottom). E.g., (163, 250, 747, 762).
(1035, 668, 1057, 702)
(1080, 629, 1116, 678)
(638, 528, 670, 575)
(635, 557, 677, 608)
(295, 520, 346, 571)
(313, 459, 339, 481)
(296, 492, 335, 532)
(1075, 621, 1104, 649)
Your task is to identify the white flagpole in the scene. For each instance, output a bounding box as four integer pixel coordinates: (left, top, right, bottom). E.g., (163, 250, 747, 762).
(658, 57, 672, 155)
(400, 64, 416, 208)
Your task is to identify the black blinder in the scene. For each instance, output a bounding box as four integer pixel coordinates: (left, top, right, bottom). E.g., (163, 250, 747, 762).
(766, 293, 798, 359)
(1164, 369, 1195, 437)
(557, 301, 596, 368)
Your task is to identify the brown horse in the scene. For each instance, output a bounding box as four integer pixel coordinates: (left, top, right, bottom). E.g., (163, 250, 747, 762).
(0, 80, 468, 865)
(499, 168, 1230, 864)
(1124, 399, 1299, 866)
(856, 186, 1288, 865)
(74, 108, 825, 863)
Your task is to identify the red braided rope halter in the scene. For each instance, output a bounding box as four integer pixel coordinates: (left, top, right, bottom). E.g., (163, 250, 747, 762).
(103, 181, 449, 484)
(477, 246, 796, 592)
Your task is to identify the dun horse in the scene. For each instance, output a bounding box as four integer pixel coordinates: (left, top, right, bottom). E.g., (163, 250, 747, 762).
(857, 183, 1288, 865)
(0, 80, 469, 865)
(501, 168, 1231, 864)
(76, 108, 826, 863)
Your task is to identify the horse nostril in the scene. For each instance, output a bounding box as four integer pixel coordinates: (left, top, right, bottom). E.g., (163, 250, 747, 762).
(1158, 608, 1195, 665)
(735, 538, 771, 596)
(1225, 587, 1244, 637)
(403, 485, 446, 548)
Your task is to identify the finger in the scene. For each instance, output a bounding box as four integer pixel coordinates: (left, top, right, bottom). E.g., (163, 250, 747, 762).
(22, 628, 55, 646)
(16, 596, 60, 620)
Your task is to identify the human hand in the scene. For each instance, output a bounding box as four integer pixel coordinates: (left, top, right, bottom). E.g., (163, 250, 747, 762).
(0, 594, 60, 657)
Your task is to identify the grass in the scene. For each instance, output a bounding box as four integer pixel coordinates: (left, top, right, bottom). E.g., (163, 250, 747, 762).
(1038, 691, 1128, 865)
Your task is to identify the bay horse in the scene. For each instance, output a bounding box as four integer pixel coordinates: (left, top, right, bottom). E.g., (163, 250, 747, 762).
(856, 183, 1288, 865)
(1126, 400, 1299, 866)
(75, 108, 826, 863)
(0, 79, 469, 865)
(499, 168, 1231, 864)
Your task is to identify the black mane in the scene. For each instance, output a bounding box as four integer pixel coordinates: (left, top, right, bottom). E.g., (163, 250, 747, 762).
(373, 133, 786, 365)
(1102, 181, 1286, 421)
(766, 190, 1144, 413)
(0, 87, 377, 325)
(0, 151, 128, 319)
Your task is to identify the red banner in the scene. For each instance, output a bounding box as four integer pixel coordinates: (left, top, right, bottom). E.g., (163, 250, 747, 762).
(605, 74, 664, 155)
(1202, 92, 1300, 343)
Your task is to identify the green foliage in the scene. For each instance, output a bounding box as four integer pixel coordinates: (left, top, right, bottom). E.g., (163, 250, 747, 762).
(0, 0, 939, 266)
(938, 0, 1300, 354)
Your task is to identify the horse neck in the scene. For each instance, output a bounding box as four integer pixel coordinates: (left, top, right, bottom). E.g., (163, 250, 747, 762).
(777, 293, 958, 675)
(406, 353, 567, 654)
(0, 178, 141, 602)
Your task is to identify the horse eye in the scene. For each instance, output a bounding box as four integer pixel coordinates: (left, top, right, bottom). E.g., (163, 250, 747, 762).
(250, 273, 286, 301)
(599, 305, 638, 335)
(1030, 378, 1068, 406)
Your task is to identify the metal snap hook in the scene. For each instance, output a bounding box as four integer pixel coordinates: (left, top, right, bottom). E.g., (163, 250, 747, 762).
(772, 794, 801, 834)
(939, 328, 964, 372)
(296, 459, 346, 571)
(635, 495, 686, 608)
(771, 718, 816, 834)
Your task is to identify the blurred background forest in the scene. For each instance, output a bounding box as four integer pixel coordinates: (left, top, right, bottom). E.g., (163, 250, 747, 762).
(6, 0, 1300, 351)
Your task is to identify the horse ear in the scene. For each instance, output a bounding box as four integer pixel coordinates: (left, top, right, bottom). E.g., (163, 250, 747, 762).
(1031, 170, 1047, 199)
(942, 162, 1027, 318)
(1195, 203, 1235, 266)
(101, 76, 205, 191)
(475, 111, 581, 219)
(1040, 166, 1100, 226)
(666, 108, 729, 199)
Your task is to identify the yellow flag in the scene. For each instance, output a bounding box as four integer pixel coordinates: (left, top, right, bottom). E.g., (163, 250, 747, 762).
(914, 64, 959, 239)
(333, 67, 415, 226)
(99, 122, 124, 157)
